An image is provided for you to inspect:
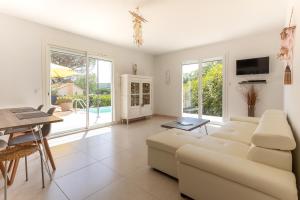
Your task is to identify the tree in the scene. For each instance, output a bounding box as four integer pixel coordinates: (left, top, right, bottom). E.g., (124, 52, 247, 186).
(202, 63, 223, 116)
(74, 74, 98, 95)
(183, 62, 223, 116)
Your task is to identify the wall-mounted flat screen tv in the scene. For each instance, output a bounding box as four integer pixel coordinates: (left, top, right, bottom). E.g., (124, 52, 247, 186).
(236, 57, 269, 75)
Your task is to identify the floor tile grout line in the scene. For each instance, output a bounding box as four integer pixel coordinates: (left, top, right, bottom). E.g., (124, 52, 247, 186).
(74, 164, 125, 200)
(82, 147, 130, 162)
(53, 179, 71, 200)
(123, 167, 181, 200)
(54, 159, 99, 180)
(81, 177, 125, 200)
(54, 160, 124, 200)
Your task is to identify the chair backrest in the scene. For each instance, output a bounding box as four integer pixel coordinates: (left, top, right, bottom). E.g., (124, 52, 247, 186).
(37, 104, 44, 111)
(41, 107, 56, 137)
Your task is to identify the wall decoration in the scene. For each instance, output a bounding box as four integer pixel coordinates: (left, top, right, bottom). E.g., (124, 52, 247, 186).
(278, 7, 296, 85)
(129, 7, 148, 47)
(165, 70, 170, 85)
(132, 64, 137, 75)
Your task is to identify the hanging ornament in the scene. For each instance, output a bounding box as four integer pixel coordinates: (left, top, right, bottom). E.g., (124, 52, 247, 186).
(278, 7, 296, 85)
(129, 7, 148, 47)
(284, 65, 292, 85)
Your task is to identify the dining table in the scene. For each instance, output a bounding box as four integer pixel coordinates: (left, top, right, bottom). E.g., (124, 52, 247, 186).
(0, 107, 63, 182)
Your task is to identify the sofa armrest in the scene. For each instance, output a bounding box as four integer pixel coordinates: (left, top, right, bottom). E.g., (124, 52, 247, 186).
(230, 116, 260, 124)
(176, 144, 297, 200)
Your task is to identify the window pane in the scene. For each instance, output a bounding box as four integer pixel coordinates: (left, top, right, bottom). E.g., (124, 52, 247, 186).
(201, 60, 223, 117)
(50, 50, 87, 134)
(88, 59, 113, 126)
(182, 63, 199, 117)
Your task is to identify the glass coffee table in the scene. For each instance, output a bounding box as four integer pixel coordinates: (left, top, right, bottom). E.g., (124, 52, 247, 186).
(161, 117, 210, 134)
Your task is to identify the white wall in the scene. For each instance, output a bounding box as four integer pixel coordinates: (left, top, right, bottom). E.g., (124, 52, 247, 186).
(284, 0, 300, 187)
(154, 31, 283, 119)
(0, 13, 154, 121)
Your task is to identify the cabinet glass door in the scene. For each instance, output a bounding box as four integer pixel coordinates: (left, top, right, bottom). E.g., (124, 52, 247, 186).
(131, 82, 140, 106)
(142, 83, 151, 106)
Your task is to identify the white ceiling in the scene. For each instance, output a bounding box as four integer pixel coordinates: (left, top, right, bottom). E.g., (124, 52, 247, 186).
(0, 0, 288, 55)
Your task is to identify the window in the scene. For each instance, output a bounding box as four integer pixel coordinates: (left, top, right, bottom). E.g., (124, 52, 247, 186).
(182, 58, 224, 123)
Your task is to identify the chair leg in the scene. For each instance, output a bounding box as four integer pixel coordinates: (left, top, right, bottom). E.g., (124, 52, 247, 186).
(38, 150, 45, 188)
(7, 160, 14, 173)
(43, 139, 56, 171)
(4, 160, 8, 200)
(8, 159, 19, 186)
(25, 156, 28, 181)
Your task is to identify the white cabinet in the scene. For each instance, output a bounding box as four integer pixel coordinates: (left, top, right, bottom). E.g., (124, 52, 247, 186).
(121, 74, 153, 124)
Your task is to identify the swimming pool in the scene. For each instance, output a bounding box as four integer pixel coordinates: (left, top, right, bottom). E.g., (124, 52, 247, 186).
(89, 106, 112, 114)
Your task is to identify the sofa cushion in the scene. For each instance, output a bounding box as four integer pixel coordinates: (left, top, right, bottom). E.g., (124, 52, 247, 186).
(230, 116, 261, 124)
(147, 129, 249, 158)
(210, 121, 257, 145)
(247, 144, 292, 171)
(146, 129, 201, 154)
(252, 110, 296, 150)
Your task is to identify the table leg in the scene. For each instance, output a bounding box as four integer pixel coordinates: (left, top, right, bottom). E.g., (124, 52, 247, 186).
(43, 138, 56, 171)
(204, 125, 208, 135)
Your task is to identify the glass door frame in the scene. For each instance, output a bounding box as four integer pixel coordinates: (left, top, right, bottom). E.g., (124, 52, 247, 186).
(181, 56, 227, 123)
(43, 44, 114, 137)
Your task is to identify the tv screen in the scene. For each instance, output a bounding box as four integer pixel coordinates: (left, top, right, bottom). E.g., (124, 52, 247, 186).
(236, 57, 269, 75)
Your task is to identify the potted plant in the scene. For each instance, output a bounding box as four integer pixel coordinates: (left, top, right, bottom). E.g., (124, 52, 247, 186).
(56, 96, 73, 111)
(51, 89, 58, 105)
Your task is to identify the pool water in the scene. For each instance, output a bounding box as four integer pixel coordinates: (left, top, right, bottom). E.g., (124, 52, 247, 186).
(89, 106, 112, 114)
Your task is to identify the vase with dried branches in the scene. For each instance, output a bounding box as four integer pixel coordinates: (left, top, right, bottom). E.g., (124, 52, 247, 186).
(243, 86, 257, 117)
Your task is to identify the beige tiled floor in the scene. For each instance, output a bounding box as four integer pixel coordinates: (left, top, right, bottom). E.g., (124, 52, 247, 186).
(0, 116, 216, 200)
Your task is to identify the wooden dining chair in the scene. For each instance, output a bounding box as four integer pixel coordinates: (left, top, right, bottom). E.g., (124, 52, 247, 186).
(0, 140, 45, 200)
(8, 107, 57, 171)
(37, 104, 44, 111)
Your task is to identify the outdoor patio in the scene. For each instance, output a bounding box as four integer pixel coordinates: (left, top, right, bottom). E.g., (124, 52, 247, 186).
(51, 107, 112, 135)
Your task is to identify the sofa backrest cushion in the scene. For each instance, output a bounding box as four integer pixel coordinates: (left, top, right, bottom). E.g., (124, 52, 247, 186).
(210, 121, 257, 145)
(251, 110, 296, 151)
(247, 144, 293, 171)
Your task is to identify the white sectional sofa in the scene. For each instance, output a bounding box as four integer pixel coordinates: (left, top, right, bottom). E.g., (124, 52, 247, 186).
(146, 110, 298, 200)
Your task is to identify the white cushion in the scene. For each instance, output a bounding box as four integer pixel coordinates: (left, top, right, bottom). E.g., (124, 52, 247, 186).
(210, 121, 257, 145)
(146, 129, 201, 154)
(147, 129, 249, 158)
(230, 116, 261, 124)
(252, 110, 296, 150)
(247, 144, 292, 171)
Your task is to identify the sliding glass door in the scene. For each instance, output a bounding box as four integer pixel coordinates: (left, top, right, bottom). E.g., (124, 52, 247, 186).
(49, 48, 113, 135)
(50, 50, 87, 133)
(182, 58, 224, 122)
(88, 58, 113, 127)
